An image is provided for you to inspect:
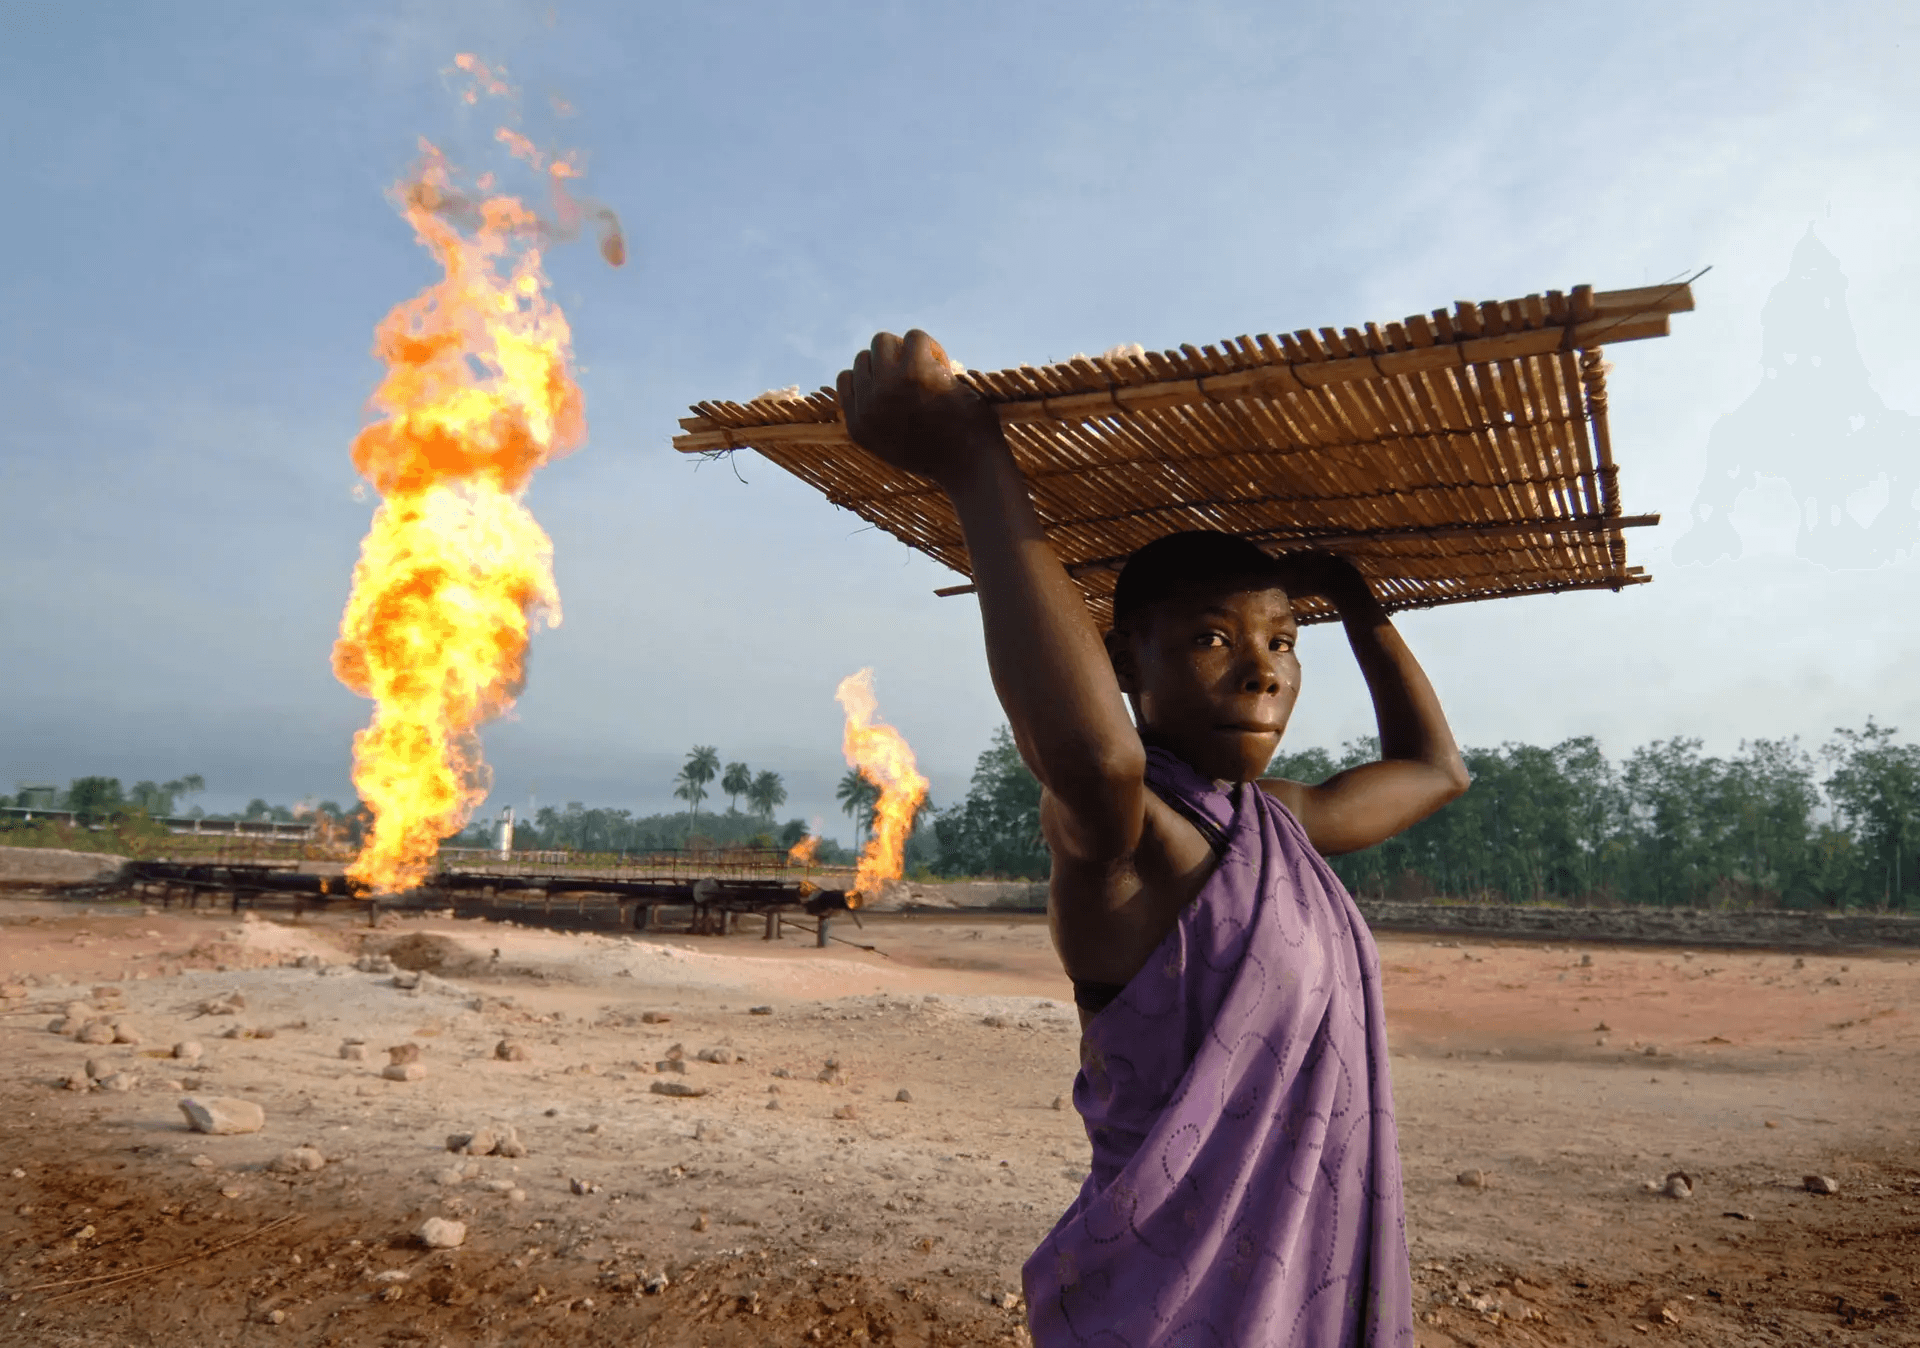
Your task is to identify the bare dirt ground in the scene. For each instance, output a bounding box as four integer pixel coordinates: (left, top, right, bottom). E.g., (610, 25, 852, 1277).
(0, 894, 1916, 1346)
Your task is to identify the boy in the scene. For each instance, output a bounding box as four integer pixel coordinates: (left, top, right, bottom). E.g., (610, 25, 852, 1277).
(837, 331, 1468, 1346)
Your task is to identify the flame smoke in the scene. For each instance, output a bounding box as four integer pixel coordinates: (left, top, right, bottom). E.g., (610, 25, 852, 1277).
(835, 669, 929, 904)
(333, 64, 605, 894)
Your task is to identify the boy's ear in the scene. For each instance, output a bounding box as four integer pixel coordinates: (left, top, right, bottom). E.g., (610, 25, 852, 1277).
(1104, 627, 1139, 694)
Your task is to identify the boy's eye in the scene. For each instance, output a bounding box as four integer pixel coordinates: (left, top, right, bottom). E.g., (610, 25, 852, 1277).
(1193, 632, 1228, 648)
(1270, 636, 1295, 653)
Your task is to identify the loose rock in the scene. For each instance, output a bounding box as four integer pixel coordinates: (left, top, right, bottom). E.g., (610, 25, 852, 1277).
(387, 1043, 421, 1066)
(896, 1088, 913, 1103)
(1662, 1171, 1693, 1200)
(272, 1146, 326, 1174)
(417, 1217, 466, 1249)
(112, 1023, 142, 1045)
(640, 1010, 670, 1024)
(391, 971, 421, 990)
(649, 1080, 708, 1098)
(173, 1041, 204, 1063)
(199, 993, 246, 1016)
(382, 1062, 426, 1082)
(339, 1041, 368, 1062)
(1456, 1169, 1491, 1188)
(1051, 1095, 1067, 1111)
(494, 1038, 530, 1062)
(77, 1021, 117, 1046)
(1804, 1174, 1840, 1195)
(99, 1072, 138, 1092)
(832, 1103, 858, 1121)
(84, 1057, 111, 1080)
(695, 1047, 736, 1065)
(570, 1177, 600, 1195)
(180, 1096, 266, 1135)
(748, 1005, 773, 1016)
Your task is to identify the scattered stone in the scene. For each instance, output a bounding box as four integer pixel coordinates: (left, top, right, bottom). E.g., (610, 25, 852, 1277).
(1644, 1045, 1661, 1057)
(696, 1047, 736, 1065)
(1723, 1210, 1755, 1220)
(1793, 956, 1805, 969)
(433, 1168, 466, 1187)
(446, 1123, 525, 1158)
(982, 1014, 1010, 1028)
(387, 1043, 421, 1066)
(694, 1120, 726, 1142)
(77, 1021, 117, 1046)
(65, 1001, 94, 1022)
(1804, 1174, 1840, 1195)
(61, 1071, 91, 1092)
(48, 1018, 78, 1036)
(1662, 1171, 1693, 1200)
(691, 1211, 709, 1232)
(1579, 954, 1593, 968)
(0, 983, 27, 1001)
(382, 1063, 427, 1082)
(643, 1272, 670, 1295)
(272, 1147, 326, 1174)
(417, 1217, 466, 1249)
(189, 1154, 215, 1169)
(1647, 1300, 1682, 1325)
(570, 1177, 600, 1195)
(748, 1005, 773, 1016)
(494, 1038, 530, 1062)
(98, 1072, 138, 1093)
(1456, 1169, 1491, 1188)
(1594, 1021, 1611, 1032)
(391, 971, 422, 991)
(832, 1104, 858, 1121)
(173, 1041, 204, 1063)
(84, 1057, 112, 1080)
(180, 1096, 266, 1135)
(478, 1178, 516, 1193)
(817, 1064, 847, 1086)
(766, 1097, 782, 1111)
(355, 954, 395, 974)
(896, 1088, 913, 1103)
(112, 1024, 143, 1046)
(649, 1080, 708, 1098)
(656, 1059, 688, 1074)
(199, 993, 246, 1016)
(640, 1011, 671, 1024)
(264, 1308, 287, 1325)
(339, 1041, 368, 1062)
(771, 1067, 792, 1079)
(1051, 1095, 1067, 1111)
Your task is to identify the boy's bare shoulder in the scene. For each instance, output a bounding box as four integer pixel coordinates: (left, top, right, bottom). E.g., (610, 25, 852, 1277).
(1044, 790, 1217, 984)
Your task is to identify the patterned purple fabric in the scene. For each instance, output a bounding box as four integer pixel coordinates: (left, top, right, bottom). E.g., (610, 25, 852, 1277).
(1024, 747, 1413, 1347)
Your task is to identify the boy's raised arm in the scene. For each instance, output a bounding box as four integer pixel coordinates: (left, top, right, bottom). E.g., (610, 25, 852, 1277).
(836, 331, 1147, 863)
(1260, 554, 1470, 854)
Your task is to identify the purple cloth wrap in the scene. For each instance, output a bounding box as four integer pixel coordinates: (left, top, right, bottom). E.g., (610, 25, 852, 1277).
(1023, 748, 1413, 1347)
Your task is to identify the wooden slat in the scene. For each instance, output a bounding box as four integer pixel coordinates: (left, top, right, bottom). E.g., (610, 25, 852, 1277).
(667, 281, 1688, 625)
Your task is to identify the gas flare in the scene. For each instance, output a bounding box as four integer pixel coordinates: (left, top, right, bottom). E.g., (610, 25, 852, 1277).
(786, 834, 821, 867)
(334, 62, 609, 894)
(834, 670, 929, 904)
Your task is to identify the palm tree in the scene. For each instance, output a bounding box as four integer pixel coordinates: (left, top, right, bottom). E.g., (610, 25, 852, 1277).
(747, 770, 788, 820)
(836, 768, 880, 843)
(673, 745, 720, 829)
(720, 761, 752, 814)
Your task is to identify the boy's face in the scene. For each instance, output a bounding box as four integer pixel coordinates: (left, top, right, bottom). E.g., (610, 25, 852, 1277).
(1109, 581, 1300, 783)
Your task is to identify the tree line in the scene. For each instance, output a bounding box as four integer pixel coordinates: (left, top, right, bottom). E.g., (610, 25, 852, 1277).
(927, 720, 1920, 910)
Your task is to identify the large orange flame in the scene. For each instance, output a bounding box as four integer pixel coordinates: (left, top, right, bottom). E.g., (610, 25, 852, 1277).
(835, 669, 929, 904)
(333, 64, 605, 894)
(786, 834, 820, 867)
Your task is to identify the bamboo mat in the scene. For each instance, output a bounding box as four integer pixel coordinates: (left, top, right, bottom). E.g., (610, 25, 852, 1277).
(673, 281, 1693, 626)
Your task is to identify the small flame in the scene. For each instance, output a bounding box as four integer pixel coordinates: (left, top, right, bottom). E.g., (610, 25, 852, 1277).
(835, 669, 929, 904)
(334, 63, 612, 894)
(787, 834, 820, 867)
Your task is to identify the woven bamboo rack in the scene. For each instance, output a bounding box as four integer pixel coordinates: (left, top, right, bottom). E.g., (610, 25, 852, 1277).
(673, 281, 1693, 626)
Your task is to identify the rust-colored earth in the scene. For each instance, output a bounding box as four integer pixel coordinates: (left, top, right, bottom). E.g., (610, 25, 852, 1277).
(1, 893, 1915, 1346)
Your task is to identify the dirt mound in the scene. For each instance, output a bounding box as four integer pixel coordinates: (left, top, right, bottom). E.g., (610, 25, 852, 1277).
(0, 845, 124, 889)
(369, 930, 488, 973)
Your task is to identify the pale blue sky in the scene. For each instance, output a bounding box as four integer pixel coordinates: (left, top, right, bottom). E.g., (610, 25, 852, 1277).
(4, 1, 1918, 836)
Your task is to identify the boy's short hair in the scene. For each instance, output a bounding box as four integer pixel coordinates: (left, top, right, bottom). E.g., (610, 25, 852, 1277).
(1110, 530, 1289, 627)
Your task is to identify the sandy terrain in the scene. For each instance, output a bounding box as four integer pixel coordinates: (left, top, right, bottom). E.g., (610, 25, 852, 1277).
(0, 895, 1916, 1346)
